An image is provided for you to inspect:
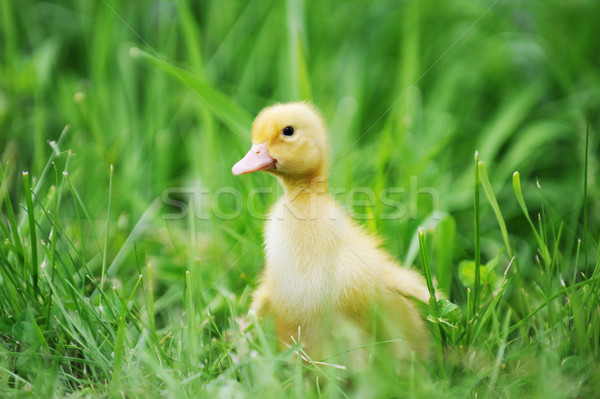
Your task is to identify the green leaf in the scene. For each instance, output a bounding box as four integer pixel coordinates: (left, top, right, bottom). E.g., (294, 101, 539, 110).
(458, 256, 499, 291)
(436, 298, 461, 325)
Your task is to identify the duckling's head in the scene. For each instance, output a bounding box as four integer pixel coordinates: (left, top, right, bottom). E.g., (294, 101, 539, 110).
(232, 102, 329, 182)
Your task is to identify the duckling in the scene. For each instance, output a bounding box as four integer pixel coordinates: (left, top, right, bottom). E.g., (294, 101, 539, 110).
(232, 102, 432, 361)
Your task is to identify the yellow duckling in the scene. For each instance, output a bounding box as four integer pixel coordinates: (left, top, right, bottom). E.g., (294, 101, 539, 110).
(233, 102, 431, 361)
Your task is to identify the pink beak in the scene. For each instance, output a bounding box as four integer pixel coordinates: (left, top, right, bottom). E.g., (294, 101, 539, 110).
(232, 141, 276, 175)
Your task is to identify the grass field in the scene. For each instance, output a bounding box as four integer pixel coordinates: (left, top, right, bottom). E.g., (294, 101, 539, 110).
(1, 0, 599, 397)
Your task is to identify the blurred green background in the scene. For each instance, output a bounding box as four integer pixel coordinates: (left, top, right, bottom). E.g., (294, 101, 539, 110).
(1, 0, 599, 397)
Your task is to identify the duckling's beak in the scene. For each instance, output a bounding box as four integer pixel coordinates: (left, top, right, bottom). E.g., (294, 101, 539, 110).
(232, 141, 276, 175)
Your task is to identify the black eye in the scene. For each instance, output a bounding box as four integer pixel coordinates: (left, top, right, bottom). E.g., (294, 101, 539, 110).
(282, 126, 295, 137)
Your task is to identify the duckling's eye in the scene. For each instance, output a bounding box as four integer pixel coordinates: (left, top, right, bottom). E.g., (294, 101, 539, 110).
(282, 126, 295, 137)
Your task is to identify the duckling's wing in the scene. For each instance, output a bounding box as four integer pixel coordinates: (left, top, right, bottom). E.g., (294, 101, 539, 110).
(381, 264, 431, 304)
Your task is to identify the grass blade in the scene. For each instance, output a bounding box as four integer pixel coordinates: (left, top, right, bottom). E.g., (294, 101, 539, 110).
(474, 151, 481, 317)
(185, 270, 197, 377)
(286, 0, 312, 101)
(100, 164, 113, 293)
(512, 171, 551, 265)
(1, 162, 25, 266)
(478, 161, 513, 258)
(130, 47, 253, 139)
(436, 215, 456, 297)
(583, 115, 590, 276)
(22, 171, 39, 296)
(417, 227, 436, 301)
(417, 227, 445, 378)
(111, 316, 126, 390)
(146, 263, 156, 338)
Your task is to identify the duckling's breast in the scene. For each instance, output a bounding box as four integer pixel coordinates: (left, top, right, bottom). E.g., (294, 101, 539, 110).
(263, 197, 353, 322)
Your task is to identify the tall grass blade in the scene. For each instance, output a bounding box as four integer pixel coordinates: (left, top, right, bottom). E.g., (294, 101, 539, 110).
(22, 172, 39, 296)
(417, 227, 445, 378)
(185, 270, 197, 376)
(1, 162, 25, 265)
(583, 115, 590, 276)
(130, 47, 253, 138)
(111, 316, 126, 390)
(512, 171, 551, 265)
(146, 263, 156, 337)
(474, 151, 481, 317)
(418, 227, 436, 301)
(100, 165, 113, 293)
(286, 0, 312, 101)
(478, 161, 513, 258)
(436, 215, 455, 297)
(0, 0, 17, 63)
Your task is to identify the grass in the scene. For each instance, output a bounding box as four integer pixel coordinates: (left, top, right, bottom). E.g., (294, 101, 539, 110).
(1, 0, 600, 397)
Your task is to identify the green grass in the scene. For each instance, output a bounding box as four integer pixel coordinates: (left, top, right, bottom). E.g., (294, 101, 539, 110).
(1, 0, 600, 397)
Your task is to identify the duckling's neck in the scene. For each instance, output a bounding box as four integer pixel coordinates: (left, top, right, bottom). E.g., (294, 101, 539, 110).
(280, 173, 329, 198)
(277, 173, 330, 221)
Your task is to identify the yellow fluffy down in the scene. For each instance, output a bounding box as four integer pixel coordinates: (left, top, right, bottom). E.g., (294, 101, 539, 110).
(241, 102, 432, 363)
